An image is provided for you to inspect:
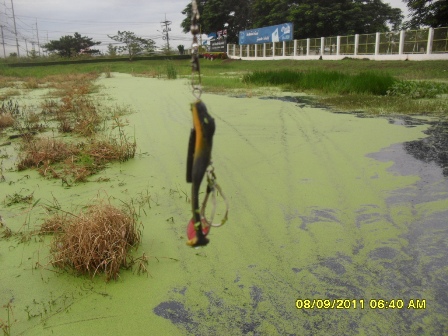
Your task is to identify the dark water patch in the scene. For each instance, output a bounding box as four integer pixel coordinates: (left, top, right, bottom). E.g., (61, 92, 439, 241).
(367, 141, 448, 331)
(280, 205, 300, 227)
(352, 239, 365, 255)
(241, 321, 261, 334)
(205, 291, 225, 309)
(299, 207, 341, 229)
(388, 116, 427, 128)
(234, 273, 241, 283)
(258, 95, 329, 109)
(321, 258, 346, 275)
(355, 212, 383, 228)
(153, 301, 198, 332)
(334, 110, 372, 118)
(250, 286, 263, 309)
(171, 287, 187, 296)
(369, 246, 398, 260)
(403, 120, 448, 176)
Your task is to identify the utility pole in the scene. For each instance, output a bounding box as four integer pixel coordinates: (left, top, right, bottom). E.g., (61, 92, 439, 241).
(35, 19, 41, 56)
(24, 38, 28, 56)
(10, 0, 20, 56)
(0, 25, 6, 58)
(160, 14, 171, 52)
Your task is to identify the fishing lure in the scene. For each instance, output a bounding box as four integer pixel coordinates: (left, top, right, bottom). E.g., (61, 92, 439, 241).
(186, 101, 215, 246)
(185, 0, 228, 247)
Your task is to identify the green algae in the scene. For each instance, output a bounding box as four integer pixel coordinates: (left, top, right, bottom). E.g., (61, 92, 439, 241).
(1, 74, 447, 335)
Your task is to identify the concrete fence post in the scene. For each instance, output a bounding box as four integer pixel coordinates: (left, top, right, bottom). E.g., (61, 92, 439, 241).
(254, 44, 257, 58)
(399, 30, 405, 55)
(354, 34, 359, 56)
(306, 38, 310, 56)
(427, 28, 434, 55)
(320, 37, 325, 55)
(239, 44, 242, 58)
(283, 41, 286, 56)
(272, 42, 275, 56)
(375, 32, 380, 55)
(294, 40, 297, 57)
(336, 36, 341, 56)
(247, 45, 250, 57)
(263, 43, 266, 57)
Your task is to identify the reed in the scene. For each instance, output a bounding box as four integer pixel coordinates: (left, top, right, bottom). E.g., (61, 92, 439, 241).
(243, 69, 396, 96)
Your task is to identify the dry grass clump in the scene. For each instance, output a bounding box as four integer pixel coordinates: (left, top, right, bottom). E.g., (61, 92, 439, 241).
(17, 134, 136, 183)
(0, 76, 17, 89)
(0, 88, 20, 100)
(45, 72, 99, 97)
(39, 213, 66, 234)
(22, 77, 40, 89)
(17, 137, 79, 171)
(49, 202, 141, 281)
(41, 94, 103, 135)
(0, 100, 19, 129)
(0, 113, 14, 129)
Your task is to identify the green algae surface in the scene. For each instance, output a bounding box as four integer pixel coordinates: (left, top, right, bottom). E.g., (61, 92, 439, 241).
(1, 74, 447, 335)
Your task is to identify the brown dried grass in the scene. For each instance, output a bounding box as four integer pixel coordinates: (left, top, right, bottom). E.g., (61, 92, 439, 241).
(0, 113, 14, 129)
(45, 72, 99, 97)
(0, 88, 20, 100)
(17, 134, 135, 183)
(17, 137, 79, 171)
(42, 94, 102, 135)
(49, 202, 141, 281)
(40, 213, 66, 234)
(22, 77, 40, 89)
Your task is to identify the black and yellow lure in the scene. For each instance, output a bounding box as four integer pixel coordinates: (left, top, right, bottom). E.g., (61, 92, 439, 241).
(186, 100, 215, 246)
(186, 0, 228, 247)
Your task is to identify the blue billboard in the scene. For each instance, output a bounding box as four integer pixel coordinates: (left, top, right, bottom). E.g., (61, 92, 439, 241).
(239, 23, 293, 45)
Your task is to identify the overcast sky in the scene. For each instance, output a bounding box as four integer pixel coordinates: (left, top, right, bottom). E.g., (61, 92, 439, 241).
(0, 0, 409, 57)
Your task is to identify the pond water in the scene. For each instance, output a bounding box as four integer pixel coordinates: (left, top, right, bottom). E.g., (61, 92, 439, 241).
(0, 74, 447, 335)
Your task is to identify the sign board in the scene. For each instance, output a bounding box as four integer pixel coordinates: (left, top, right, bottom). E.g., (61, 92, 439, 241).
(210, 38, 227, 52)
(239, 23, 293, 45)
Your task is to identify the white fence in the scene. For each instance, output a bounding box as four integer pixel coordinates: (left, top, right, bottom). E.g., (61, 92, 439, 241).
(227, 27, 448, 61)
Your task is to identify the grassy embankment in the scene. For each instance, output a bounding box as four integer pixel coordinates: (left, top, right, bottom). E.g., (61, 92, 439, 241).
(1, 58, 448, 115)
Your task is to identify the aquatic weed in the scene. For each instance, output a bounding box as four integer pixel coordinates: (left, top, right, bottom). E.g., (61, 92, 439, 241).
(165, 61, 178, 79)
(243, 69, 396, 96)
(387, 80, 448, 99)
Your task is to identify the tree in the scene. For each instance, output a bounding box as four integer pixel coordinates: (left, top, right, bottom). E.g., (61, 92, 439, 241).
(181, 0, 254, 43)
(107, 31, 155, 60)
(43, 32, 100, 58)
(161, 43, 174, 55)
(180, 0, 403, 42)
(177, 45, 185, 55)
(403, 0, 448, 28)
(251, 0, 403, 39)
(29, 49, 38, 59)
(107, 44, 118, 57)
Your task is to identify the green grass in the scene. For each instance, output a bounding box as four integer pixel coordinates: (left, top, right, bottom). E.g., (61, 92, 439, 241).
(243, 70, 396, 95)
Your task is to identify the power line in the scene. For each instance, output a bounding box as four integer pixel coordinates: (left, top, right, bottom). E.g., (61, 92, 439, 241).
(160, 14, 171, 50)
(10, 0, 19, 56)
(15, 14, 161, 25)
